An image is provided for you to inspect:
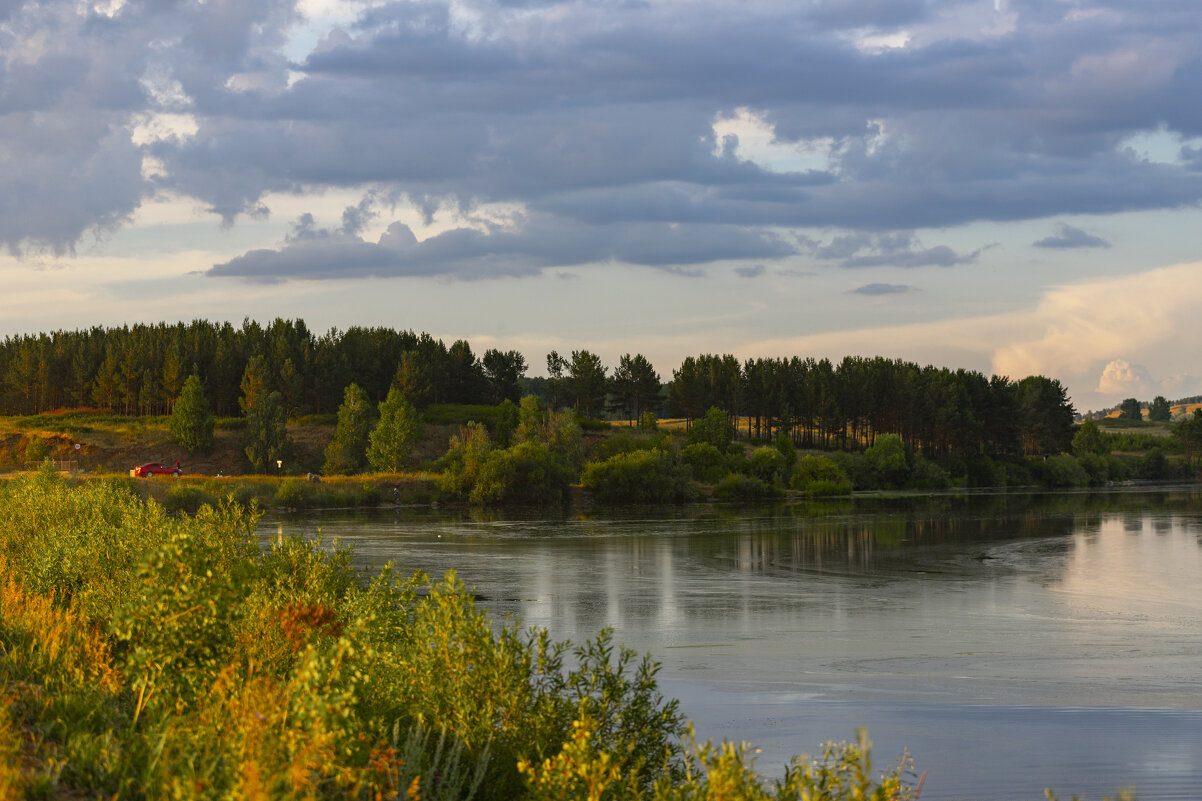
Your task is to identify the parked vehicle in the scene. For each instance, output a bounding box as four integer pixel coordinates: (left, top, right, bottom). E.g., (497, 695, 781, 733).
(131, 462, 182, 477)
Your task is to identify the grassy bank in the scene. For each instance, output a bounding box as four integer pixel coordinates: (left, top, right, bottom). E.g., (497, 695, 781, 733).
(0, 467, 942, 800)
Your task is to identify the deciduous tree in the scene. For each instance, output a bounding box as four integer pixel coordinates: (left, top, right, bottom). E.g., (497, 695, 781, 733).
(323, 383, 376, 475)
(1148, 396, 1172, 422)
(367, 387, 423, 472)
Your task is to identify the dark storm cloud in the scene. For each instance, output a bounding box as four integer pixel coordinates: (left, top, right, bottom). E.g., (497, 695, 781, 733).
(811, 232, 981, 268)
(851, 283, 917, 296)
(208, 212, 796, 280)
(6, 0, 1202, 274)
(1033, 223, 1111, 250)
(734, 265, 766, 279)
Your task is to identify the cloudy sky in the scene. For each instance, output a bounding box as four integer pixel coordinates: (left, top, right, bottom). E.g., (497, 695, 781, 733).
(2, 0, 1201, 412)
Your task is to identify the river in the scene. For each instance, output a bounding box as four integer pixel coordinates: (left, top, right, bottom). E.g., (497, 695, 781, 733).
(259, 486, 1202, 800)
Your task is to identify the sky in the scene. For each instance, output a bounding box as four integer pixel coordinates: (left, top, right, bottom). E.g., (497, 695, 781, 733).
(2, 0, 1201, 413)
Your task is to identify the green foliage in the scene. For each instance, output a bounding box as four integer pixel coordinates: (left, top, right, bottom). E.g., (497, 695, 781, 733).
(688, 407, 735, 452)
(640, 410, 659, 431)
(865, 434, 908, 487)
(1118, 397, 1143, 422)
(163, 483, 218, 515)
(1148, 395, 1172, 422)
(581, 450, 697, 504)
(168, 374, 214, 454)
(1031, 454, 1091, 488)
(1072, 419, 1108, 456)
(569, 350, 608, 418)
(323, 382, 376, 475)
(747, 446, 787, 485)
(494, 398, 519, 447)
(909, 453, 951, 490)
(791, 454, 854, 497)
(681, 442, 730, 483)
(590, 432, 660, 462)
(1137, 447, 1170, 479)
(470, 441, 574, 506)
(1017, 376, 1076, 455)
(1076, 452, 1110, 486)
(23, 436, 48, 465)
(711, 473, 784, 501)
(237, 353, 271, 416)
(610, 353, 662, 424)
(0, 467, 1145, 801)
(439, 422, 493, 496)
(422, 403, 506, 427)
(482, 349, 527, 405)
(243, 390, 292, 472)
(367, 387, 423, 472)
(774, 432, 797, 472)
(1174, 409, 1202, 467)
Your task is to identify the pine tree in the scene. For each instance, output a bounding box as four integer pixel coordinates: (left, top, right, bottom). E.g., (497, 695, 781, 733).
(169, 375, 214, 454)
(244, 391, 291, 472)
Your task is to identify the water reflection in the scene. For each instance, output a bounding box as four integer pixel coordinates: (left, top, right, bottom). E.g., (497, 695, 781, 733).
(261, 487, 1202, 800)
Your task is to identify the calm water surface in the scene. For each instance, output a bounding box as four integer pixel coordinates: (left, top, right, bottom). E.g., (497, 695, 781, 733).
(260, 487, 1202, 800)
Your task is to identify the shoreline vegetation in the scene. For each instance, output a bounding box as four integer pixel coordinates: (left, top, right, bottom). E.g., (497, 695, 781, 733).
(0, 399, 1197, 513)
(1, 319, 1199, 508)
(0, 465, 1138, 800)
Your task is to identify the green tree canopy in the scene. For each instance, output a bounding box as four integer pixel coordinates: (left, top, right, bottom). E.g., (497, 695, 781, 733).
(569, 350, 607, 418)
(482, 349, 527, 404)
(322, 383, 376, 475)
(367, 387, 423, 472)
(610, 353, 661, 425)
(244, 391, 291, 472)
(1118, 398, 1143, 422)
(865, 433, 909, 486)
(1148, 395, 1172, 422)
(545, 350, 569, 409)
(169, 374, 214, 454)
(1072, 419, 1108, 456)
(687, 406, 735, 452)
(1017, 376, 1076, 455)
(238, 354, 271, 416)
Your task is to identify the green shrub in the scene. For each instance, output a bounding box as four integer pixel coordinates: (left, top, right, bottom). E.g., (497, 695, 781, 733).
(1031, 454, 1090, 488)
(825, 450, 875, 490)
(1077, 452, 1110, 486)
(791, 455, 853, 497)
(470, 441, 574, 506)
(711, 473, 783, 500)
(275, 478, 319, 508)
(1136, 447, 1170, 480)
(909, 454, 950, 490)
(164, 484, 218, 515)
(681, 442, 729, 483)
(865, 434, 908, 487)
(581, 450, 696, 504)
(23, 437, 48, 466)
(746, 446, 787, 485)
(687, 407, 734, 451)
(590, 432, 659, 462)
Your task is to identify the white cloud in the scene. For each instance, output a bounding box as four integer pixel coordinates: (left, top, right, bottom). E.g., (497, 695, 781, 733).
(1095, 359, 1153, 397)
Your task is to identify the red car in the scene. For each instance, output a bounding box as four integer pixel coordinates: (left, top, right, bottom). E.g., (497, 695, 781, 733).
(132, 462, 182, 477)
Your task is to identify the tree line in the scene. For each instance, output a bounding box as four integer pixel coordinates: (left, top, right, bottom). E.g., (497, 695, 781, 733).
(1, 319, 1077, 461)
